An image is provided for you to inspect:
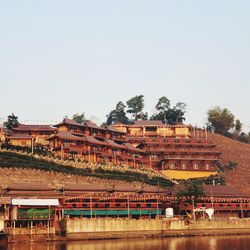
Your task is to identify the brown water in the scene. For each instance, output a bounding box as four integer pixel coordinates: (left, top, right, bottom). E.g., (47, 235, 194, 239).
(2, 236, 250, 250)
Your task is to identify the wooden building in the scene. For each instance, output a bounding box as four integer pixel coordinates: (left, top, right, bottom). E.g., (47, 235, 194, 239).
(3, 118, 221, 180)
(5, 133, 33, 147)
(114, 121, 220, 179)
(175, 185, 250, 219)
(114, 120, 191, 138)
(49, 118, 146, 166)
(12, 124, 56, 145)
(60, 183, 165, 218)
(1, 183, 250, 220)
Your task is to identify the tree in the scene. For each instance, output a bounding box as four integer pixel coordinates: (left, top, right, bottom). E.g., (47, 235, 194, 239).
(72, 113, 86, 124)
(4, 113, 19, 130)
(234, 119, 242, 134)
(151, 97, 186, 125)
(177, 180, 204, 203)
(106, 101, 130, 125)
(126, 95, 145, 120)
(137, 112, 148, 120)
(207, 107, 235, 135)
(156, 96, 170, 112)
(168, 102, 186, 124)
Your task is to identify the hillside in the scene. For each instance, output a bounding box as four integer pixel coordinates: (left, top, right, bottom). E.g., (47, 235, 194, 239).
(208, 133, 250, 192)
(0, 151, 173, 189)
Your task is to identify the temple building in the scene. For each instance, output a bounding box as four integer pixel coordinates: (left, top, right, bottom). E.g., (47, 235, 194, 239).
(2, 118, 222, 180)
(114, 121, 220, 180)
(48, 118, 146, 166)
(6, 124, 56, 146)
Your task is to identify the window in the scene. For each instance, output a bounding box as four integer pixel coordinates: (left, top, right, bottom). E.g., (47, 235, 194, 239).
(145, 127, 157, 132)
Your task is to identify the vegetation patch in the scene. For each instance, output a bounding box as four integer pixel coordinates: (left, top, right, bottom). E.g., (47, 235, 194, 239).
(0, 151, 173, 188)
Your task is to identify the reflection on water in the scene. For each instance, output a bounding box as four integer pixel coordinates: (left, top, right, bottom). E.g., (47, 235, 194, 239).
(2, 235, 250, 250)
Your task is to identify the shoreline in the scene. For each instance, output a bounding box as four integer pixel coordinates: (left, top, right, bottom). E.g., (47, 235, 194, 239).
(4, 228, 250, 244)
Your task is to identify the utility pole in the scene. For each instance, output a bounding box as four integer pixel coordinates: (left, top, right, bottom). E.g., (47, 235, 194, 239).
(31, 137, 34, 154)
(211, 189, 214, 220)
(127, 193, 130, 217)
(90, 193, 93, 218)
(192, 197, 196, 220)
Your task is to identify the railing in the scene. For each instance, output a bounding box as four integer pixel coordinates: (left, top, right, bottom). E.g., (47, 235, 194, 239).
(163, 156, 219, 160)
(146, 148, 220, 154)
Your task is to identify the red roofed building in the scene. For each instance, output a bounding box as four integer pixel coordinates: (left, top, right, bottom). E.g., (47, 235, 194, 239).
(11, 124, 56, 145)
(114, 121, 220, 180)
(49, 118, 147, 166)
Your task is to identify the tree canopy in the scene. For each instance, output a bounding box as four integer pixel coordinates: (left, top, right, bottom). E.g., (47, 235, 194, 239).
(126, 95, 145, 120)
(207, 107, 235, 135)
(4, 113, 19, 130)
(234, 119, 242, 134)
(105, 95, 187, 125)
(106, 101, 130, 125)
(72, 113, 86, 124)
(156, 96, 170, 112)
(177, 180, 204, 203)
(151, 97, 186, 125)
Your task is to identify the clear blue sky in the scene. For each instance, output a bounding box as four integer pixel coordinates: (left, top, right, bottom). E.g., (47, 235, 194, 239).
(1, 1, 250, 129)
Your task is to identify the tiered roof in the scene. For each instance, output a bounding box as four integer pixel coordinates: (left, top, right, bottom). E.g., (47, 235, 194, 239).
(13, 124, 56, 132)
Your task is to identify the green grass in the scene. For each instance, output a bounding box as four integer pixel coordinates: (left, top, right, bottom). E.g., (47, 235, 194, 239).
(176, 174, 226, 185)
(0, 151, 173, 188)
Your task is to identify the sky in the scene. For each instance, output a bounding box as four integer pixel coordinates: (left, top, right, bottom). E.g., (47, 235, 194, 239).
(0, 1, 250, 130)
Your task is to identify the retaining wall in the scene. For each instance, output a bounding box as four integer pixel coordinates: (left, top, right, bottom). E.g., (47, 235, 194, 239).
(64, 217, 250, 239)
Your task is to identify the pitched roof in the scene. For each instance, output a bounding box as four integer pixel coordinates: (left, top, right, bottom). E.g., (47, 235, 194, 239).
(107, 125, 126, 134)
(105, 139, 127, 149)
(63, 183, 107, 192)
(6, 183, 55, 191)
(84, 135, 108, 146)
(131, 120, 190, 128)
(113, 122, 130, 127)
(54, 118, 84, 127)
(132, 120, 164, 127)
(13, 124, 56, 131)
(85, 121, 106, 131)
(124, 143, 145, 153)
(204, 185, 249, 197)
(6, 133, 32, 140)
(48, 131, 86, 141)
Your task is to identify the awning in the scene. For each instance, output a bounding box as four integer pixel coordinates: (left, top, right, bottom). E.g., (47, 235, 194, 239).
(12, 199, 59, 206)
